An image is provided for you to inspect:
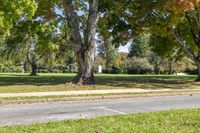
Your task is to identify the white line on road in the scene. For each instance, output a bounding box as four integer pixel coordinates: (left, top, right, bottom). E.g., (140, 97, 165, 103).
(92, 107, 127, 115)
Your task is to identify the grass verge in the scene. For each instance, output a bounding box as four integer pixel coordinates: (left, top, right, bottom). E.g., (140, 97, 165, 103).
(1, 109, 200, 133)
(0, 90, 199, 102)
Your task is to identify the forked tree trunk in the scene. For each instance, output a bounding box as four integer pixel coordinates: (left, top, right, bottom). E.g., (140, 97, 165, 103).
(72, 47, 95, 85)
(63, 0, 99, 85)
(30, 62, 37, 76)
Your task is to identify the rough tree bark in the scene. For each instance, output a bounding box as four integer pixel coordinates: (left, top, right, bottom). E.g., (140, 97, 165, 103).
(72, 46, 96, 84)
(168, 60, 173, 75)
(30, 62, 37, 76)
(63, 0, 99, 85)
(196, 65, 200, 81)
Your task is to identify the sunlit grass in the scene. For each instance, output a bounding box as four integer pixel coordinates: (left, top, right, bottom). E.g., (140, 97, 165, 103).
(1, 109, 200, 133)
(0, 73, 199, 93)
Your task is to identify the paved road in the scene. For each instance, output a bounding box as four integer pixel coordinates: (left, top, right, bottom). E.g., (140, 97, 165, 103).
(1, 95, 200, 127)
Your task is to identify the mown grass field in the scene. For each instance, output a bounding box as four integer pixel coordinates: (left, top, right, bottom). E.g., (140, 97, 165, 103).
(1, 109, 200, 133)
(0, 73, 200, 93)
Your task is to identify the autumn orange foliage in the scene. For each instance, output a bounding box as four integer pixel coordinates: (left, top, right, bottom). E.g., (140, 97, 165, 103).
(166, 0, 200, 11)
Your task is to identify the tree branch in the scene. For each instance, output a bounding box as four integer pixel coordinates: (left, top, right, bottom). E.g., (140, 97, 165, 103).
(187, 11, 200, 30)
(185, 11, 200, 60)
(84, 0, 99, 50)
(171, 27, 200, 66)
(63, 0, 83, 51)
(35, 53, 45, 62)
(185, 12, 199, 47)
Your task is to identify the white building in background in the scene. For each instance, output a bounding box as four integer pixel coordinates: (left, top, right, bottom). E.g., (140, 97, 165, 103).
(98, 65, 102, 74)
(176, 73, 187, 76)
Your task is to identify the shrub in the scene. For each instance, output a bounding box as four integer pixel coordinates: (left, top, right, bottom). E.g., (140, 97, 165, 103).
(103, 66, 122, 74)
(125, 57, 153, 74)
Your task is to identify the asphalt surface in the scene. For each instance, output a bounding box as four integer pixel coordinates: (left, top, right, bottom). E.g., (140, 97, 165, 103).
(1, 95, 200, 127)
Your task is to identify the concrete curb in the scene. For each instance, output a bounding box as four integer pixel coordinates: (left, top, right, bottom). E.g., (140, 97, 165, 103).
(1, 91, 200, 106)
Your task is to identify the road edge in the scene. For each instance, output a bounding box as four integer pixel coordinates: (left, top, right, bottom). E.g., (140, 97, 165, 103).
(1, 91, 200, 106)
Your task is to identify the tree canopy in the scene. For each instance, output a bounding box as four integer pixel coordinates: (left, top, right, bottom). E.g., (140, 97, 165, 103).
(0, 0, 37, 35)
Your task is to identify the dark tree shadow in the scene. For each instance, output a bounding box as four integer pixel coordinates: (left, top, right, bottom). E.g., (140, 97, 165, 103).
(0, 75, 73, 86)
(0, 74, 198, 89)
(95, 75, 197, 89)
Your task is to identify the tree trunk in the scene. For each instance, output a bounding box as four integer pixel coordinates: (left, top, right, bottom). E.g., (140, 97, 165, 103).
(23, 62, 29, 72)
(30, 62, 37, 76)
(154, 66, 160, 75)
(195, 65, 200, 81)
(168, 60, 173, 75)
(137, 68, 140, 74)
(63, 0, 99, 85)
(72, 47, 95, 85)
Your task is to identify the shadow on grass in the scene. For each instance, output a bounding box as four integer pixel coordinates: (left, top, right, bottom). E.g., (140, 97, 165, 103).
(0, 76, 73, 86)
(95, 76, 197, 89)
(0, 74, 198, 89)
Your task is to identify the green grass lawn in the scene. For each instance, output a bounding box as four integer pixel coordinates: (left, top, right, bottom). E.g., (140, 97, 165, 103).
(0, 73, 200, 93)
(1, 109, 200, 133)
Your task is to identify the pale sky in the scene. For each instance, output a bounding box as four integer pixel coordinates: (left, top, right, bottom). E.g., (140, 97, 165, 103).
(119, 43, 130, 53)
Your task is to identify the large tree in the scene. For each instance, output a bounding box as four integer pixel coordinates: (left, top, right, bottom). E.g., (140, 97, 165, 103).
(61, 0, 99, 85)
(59, 0, 159, 84)
(4, 21, 58, 76)
(151, 0, 200, 80)
(61, 0, 162, 84)
(3, 0, 59, 76)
